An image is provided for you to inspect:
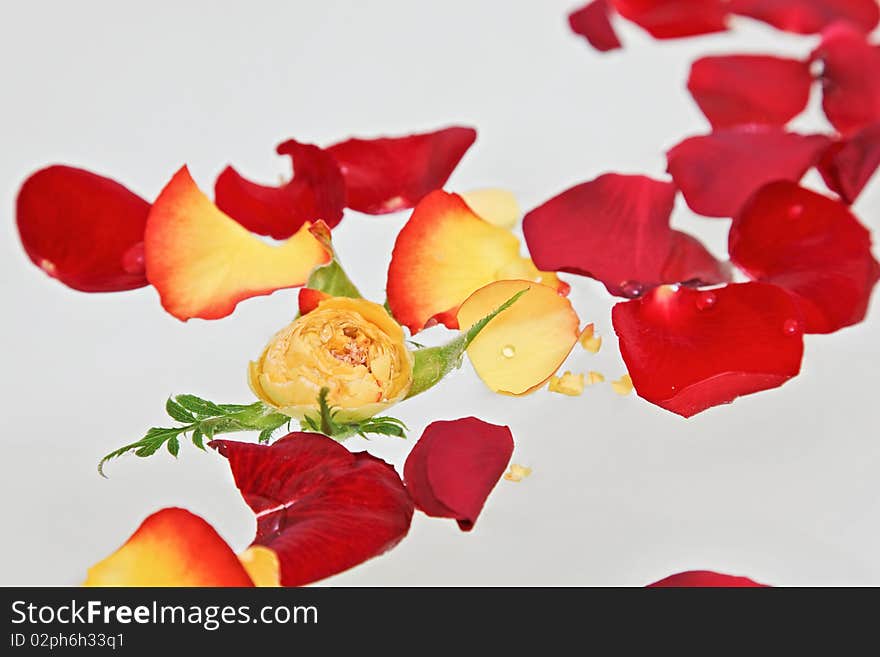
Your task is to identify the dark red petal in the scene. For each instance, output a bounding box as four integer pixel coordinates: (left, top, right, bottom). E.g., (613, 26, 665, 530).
(813, 25, 880, 135)
(403, 417, 513, 532)
(16, 165, 150, 292)
(214, 140, 346, 240)
(610, 0, 729, 39)
(662, 231, 732, 287)
(688, 55, 812, 129)
(523, 173, 728, 297)
(667, 126, 830, 218)
(326, 126, 477, 214)
(648, 571, 768, 587)
(730, 181, 880, 334)
(211, 433, 413, 586)
(729, 0, 879, 34)
(568, 0, 622, 52)
(818, 121, 880, 203)
(612, 283, 805, 417)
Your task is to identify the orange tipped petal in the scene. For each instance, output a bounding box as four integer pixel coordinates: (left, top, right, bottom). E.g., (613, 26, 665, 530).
(238, 546, 281, 587)
(84, 508, 254, 587)
(387, 191, 557, 333)
(297, 287, 330, 316)
(456, 280, 580, 395)
(461, 188, 521, 229)
(145, 167, 331, 321)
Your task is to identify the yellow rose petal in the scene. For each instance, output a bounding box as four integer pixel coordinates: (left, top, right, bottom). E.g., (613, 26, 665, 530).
(238, 546, 281, 587)
(461, 188, 520, 229)
(504, 463, 533, 482)
(548, 371, 585, 396)
(611, 373, 634, 396)
(457, 280, 580, 395)
(579, 323, 602, 353)
(587, 371, 605, 385)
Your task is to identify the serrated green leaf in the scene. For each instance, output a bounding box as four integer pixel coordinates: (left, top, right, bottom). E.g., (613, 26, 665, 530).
(167, 436, 180, 457)
(191, 427, 205, 450)
(174, 394, 226, 417)
(165, 398, 196, 423)
(258, 428, 274, 444)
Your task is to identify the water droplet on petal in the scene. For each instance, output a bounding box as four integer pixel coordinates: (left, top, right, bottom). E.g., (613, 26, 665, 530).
(788, 204, 804, 219)
(783, 318, 802, 336)
(620, 280, 645, 299)
(502, 345, 516, 358)
(695, 291, 717, 311)
(121, 242, 146, 275)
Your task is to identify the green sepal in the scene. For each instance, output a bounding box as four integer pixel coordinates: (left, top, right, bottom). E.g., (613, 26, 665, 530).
(301, 388, 408, 441)
(406, 287, 529, 399)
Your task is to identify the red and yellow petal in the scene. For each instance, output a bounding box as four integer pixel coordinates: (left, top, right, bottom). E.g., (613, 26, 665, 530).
(238, 546, 281, 587)
(145, 167, 330, 321)
(326, 126, 476, 214)
(16, 165, 150, 292)
(612, 283, 805, 417)
(457, 280, 581, 395)
(387, 190, 557, 333)
(460, 188, 521, 229)
(84, 508, 254, 587)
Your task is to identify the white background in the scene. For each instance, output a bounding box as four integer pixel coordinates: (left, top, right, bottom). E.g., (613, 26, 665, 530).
(1, 0, 878, 586)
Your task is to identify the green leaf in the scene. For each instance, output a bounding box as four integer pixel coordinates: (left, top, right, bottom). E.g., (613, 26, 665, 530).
(174, 394, 226, 418)
(406, 287, 529, 398)
(165, 398, 195, 423)
(258, 428, 274, 444)
(167, 436, 180, 457)
(191, 427, 205, 451)
(306, 259, 362, 299)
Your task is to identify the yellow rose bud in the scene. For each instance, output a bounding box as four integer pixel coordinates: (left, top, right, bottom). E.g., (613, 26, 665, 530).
(248, 297, 414, 422)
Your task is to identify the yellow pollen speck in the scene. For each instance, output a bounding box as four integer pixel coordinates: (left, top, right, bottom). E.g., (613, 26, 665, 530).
(579, 324, 602, 353)
(504, 463, 532, 482)
(611, 373, 633, 396)
(548, 371, 585, 396)
(587, 371, 605, 385)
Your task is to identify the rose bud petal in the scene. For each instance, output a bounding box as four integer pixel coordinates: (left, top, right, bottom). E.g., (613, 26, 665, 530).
(145, 166, 331, 321)
(460, 188, 521, 229)
(687, 55, 813, 129)
(818, 121, 880, 203)
(249, 296, 413, 422)
(729, 181, 880, 334)
(84, 508, 254, 587)
(813, 25, 880, 135)
(403, 417, 514, 531)
(214, 140, 346, 240)
(326, 126, 477, 214)
(16, 165, 150, 292)
(387, 190, 562, 333)
(456, 280, 580, 395)
(212, 433, 414, 586)
(523, 174, 729, 296)
(648, 570, 768, 587)
(612, 283, 805, 417)
(729, 0, 879, 35)
(667, 126, 830, 218)
(297, 287, 331, 315)
(568, 0, 622, 52)
(610, 0, 729, 39)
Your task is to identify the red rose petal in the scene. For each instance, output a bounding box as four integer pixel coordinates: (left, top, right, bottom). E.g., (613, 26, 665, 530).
(687, 55, 813, 129)
(522, 173, 729, 297)
(403, 417, 514, 531)
(667, 126, 831, 218)
(648, 570, 768, 587)
(568, 0, 622, 52)
(661, 231, 732, 287)
(610, 0, 729, 39)
(326, 126, 477, 214)
(16, 165, 150, 292)
(818, 121, 880, 203)
(214, 140, 346, 240)
(813, 25, 880, 135)
(729, 181, 880, 334)
(612, 282, 805, 417)
(211, 433, 413, 586)
(297, 287, 331, 316)
(729, 0, 879, 34)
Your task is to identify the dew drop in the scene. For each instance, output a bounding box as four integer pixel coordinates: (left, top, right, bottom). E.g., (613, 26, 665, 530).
(788, 204, 804, 219)
(695, 291, 717, 311)
(501, 345, 516, 358)
(620, 280, 645, 299)
(121, 242, 146, 275)
(782, 318, 802, 336)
